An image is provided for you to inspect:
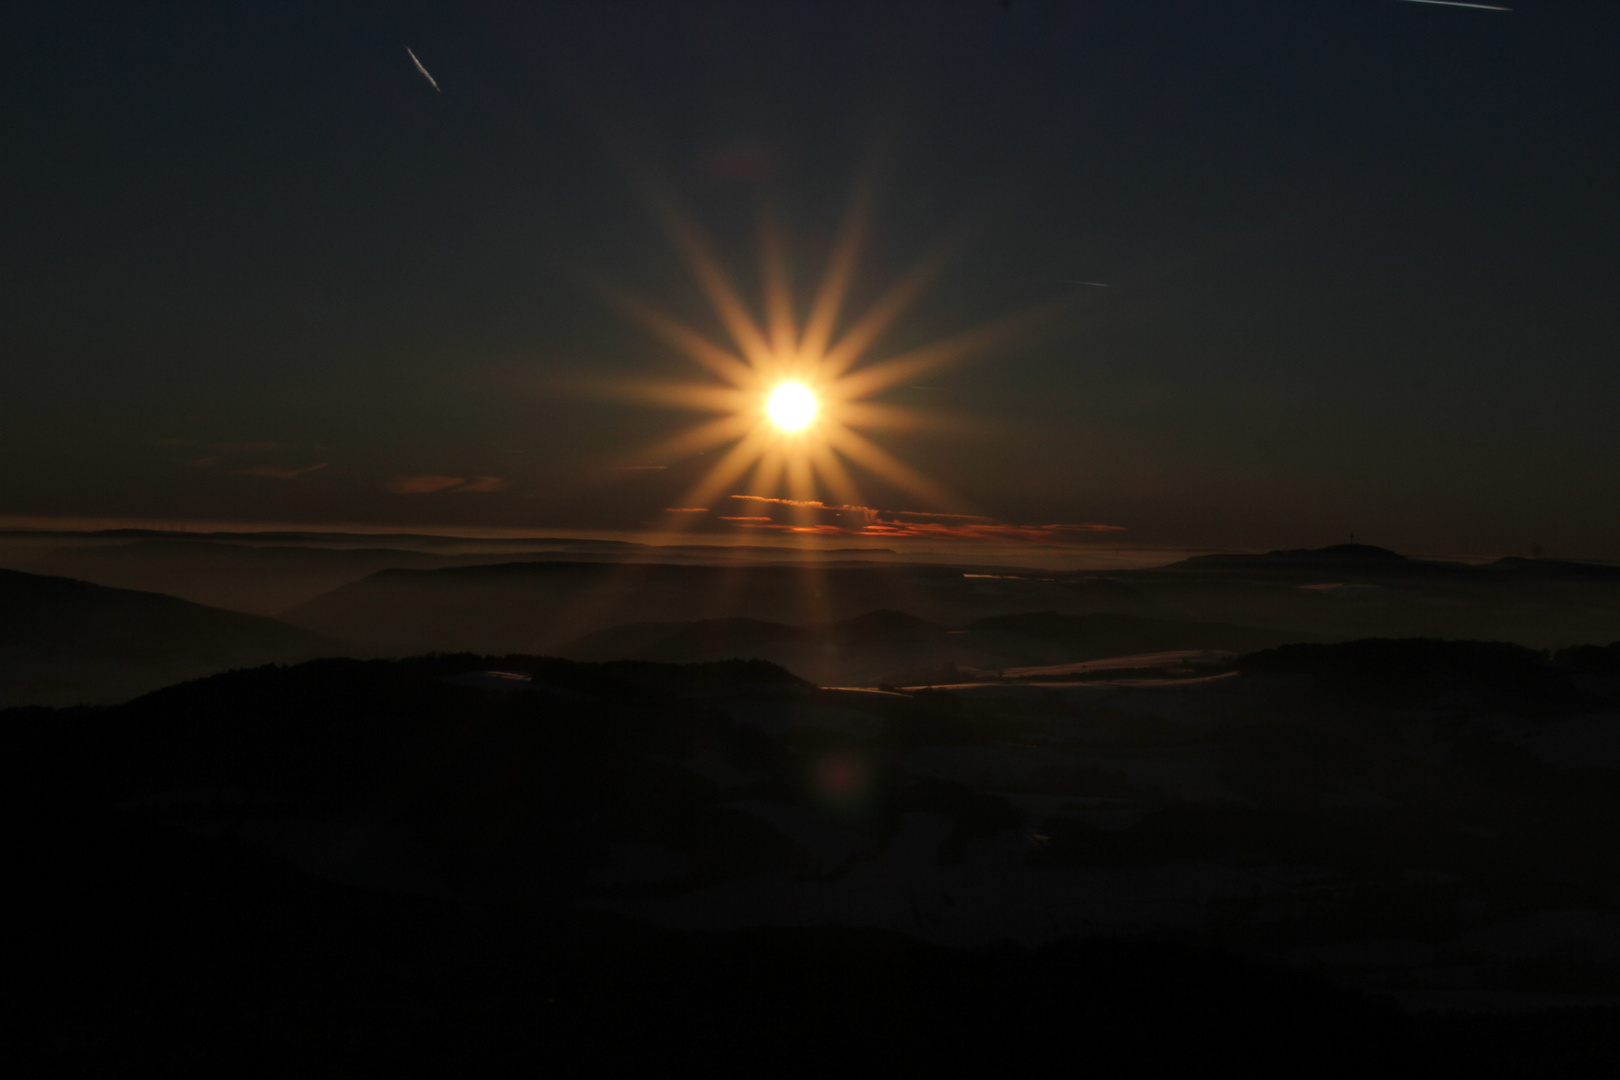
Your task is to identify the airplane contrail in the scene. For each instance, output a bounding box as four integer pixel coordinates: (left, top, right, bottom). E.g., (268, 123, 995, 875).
(405, 46, 440, 91)
(1066, 280, 1111, 288)
(1395, 0, 1511, 10)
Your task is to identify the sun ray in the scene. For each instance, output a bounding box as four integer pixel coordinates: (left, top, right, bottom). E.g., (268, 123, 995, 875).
(640, 412, 757, 462)
(807, 440, 863, 508)
(658, 207, 774, 367)
(817, 257, 942, 382)
(832, 300, 1061, 401)
(833, 400, 956, 433)
(758, 206, 798, 367)
(609, 380, 753, 413)
(786, 447, 817, 509)
(746, 443, 787, 499)
(819, 420, 959, 510)
(604, 288, 758, 386)
(799, 183, 873, 362)
(681, 425, 777, 509)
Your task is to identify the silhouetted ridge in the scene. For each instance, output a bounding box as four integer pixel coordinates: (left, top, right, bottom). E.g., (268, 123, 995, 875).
(965, 610, 1301, 654)
(560, 608, 1303, 678)
(825, 609, 945, 642)
(0, 567, 330, 653)
(1172, 543, 1408, 568)
(964, 610, 1085, 640)
(1156, 544, 1512, 585)
(562, 610, 947, 665)
(283, 561, 968, 656)
(1270, 543, 1407, 561)
(1558, 641, 1620, 676)
(0, 568, 338, 706)
(563, 618, 807, 663)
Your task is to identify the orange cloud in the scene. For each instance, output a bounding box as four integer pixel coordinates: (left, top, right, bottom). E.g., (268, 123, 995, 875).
(215, 441, 297, 453)
(458, 476, 510, 493)
(385, 474, 466, 494)
(719, 494, 1122, 544)
(235, 463, 328, 480)
(726, 520, 1123, 543)
(384, 474, 509, 494)
(663, 507, 709, 513)
(728, 494, 994, 526)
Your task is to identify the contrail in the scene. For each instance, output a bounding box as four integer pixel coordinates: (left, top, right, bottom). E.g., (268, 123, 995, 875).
(405, 46, 440, 91)
(1066, 280, 1111, 288)
(1396, 0, 1511, 10)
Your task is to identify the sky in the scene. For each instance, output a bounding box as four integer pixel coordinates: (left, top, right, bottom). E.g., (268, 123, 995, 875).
(2, 0, 1616, 559)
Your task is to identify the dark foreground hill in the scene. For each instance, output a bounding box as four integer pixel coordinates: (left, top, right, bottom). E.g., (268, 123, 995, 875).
(12, 643, 1620, 1073)
(0, 568, 339, 706)
(12, 647, 1620, 1075)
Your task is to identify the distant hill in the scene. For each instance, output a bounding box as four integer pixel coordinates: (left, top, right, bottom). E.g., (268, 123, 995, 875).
(1159, 544, 1470, 576)
(564, 617, 810, 663)
(1173, 543, 1406, 565)
(274, 545, 1620, 665)
(559, 607, 1305, 686)
(1161, 545, 1620, 586)
(826, 609, 948, 643)
(0, 568, 339, 706)
(28, 539, 448, 614)
(1270, 544, 1407, 562)
(282, 561, 1011, 656)
(1126, 548, 1620, 648)
(565, 610, 952, 664)
(15, 534, 907, 617)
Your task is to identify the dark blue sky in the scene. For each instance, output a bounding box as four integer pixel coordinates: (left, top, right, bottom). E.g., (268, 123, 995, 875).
(2, 0, 1616, 557)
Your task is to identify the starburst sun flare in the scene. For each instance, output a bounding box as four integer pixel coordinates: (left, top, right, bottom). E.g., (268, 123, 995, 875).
(600, 191, 1057, 535)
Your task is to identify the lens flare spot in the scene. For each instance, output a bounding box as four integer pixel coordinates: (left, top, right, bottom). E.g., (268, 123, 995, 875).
(814, 753, 867, 798)
(766, 382, 818, 432)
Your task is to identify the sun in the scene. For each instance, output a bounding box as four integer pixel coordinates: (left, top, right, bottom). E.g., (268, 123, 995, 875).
(766, 382, 818, 432)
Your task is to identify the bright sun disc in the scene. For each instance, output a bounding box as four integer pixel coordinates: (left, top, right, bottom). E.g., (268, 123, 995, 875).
(766, 382, 818, 432)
